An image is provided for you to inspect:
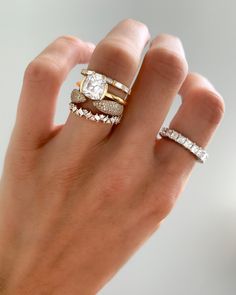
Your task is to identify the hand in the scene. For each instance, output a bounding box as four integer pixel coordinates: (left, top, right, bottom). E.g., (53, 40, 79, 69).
(0, 19, 224, 295)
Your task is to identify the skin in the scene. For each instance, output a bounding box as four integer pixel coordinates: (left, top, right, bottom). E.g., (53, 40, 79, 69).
(0, 19, 224, 295)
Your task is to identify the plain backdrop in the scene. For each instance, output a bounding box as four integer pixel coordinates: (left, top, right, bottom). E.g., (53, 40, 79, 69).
(0, 1, 235, 294)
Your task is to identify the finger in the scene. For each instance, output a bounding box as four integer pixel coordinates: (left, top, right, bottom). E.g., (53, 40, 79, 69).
(13, 36, 95, 149)
(155, 73, 224, 187)
(111, 34, 188, 154)
(59, 19, 150, 154)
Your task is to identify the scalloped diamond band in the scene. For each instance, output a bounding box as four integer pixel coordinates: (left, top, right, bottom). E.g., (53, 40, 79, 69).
(159, 127, 208, 163)
(69, 102, 121, 125)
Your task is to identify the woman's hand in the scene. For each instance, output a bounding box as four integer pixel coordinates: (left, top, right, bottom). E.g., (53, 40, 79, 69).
(0, 19, 224, 295)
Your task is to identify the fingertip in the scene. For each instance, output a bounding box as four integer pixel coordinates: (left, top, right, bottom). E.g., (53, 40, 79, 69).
(179, 72, 223, 99)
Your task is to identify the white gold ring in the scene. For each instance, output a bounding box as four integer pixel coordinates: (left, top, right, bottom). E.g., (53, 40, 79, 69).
(159, 127, 209, 163)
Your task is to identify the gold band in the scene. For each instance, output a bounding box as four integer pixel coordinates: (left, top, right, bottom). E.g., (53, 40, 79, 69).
(104, 92, 127, 105)
(76, 81, 127, 106)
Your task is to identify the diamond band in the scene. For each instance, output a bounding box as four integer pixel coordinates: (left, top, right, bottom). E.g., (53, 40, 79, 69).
(69, 102, 121, 125)
(159, 127, 209, 163)
(81, 69, 131, 95)
(92, 100, 124, 116)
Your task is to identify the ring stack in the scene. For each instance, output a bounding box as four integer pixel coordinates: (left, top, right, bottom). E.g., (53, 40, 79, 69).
(159, 127, 209, 163)
(69, 69, 131, 125)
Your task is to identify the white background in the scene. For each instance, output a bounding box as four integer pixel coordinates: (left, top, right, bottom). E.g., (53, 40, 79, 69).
(0, 1, 235, 294)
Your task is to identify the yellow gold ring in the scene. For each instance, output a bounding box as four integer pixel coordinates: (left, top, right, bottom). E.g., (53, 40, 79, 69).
(76, 74, 127, 106)
(81, 69, 131, 95)
(102, 92, 127, 105)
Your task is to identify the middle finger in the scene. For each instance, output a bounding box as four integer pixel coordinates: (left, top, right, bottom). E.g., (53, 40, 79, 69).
(111, 34, 188, 155)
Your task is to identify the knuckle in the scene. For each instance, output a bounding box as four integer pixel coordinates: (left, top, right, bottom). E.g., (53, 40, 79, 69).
(146, 47, 188, 84)
(95, 39, 138, 74)
(142, 188, 177, 223)
(189, 88, 225, 125)
(147, 197, 175, 222)
(100, 172, 131, 199)
(56, 34, 81, 47)
(96, 159, 135, 201)
(24, 56, 62, 86)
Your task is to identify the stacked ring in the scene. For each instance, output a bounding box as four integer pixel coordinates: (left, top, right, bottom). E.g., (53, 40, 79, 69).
(69, 69, 131, 124)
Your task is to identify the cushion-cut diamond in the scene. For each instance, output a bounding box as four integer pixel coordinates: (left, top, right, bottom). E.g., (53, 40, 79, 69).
(81, 73, 107, 100)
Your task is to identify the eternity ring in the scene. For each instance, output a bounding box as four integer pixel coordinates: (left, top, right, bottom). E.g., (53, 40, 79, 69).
(159, 127, 209, 163)
(81, 69, 131, 95)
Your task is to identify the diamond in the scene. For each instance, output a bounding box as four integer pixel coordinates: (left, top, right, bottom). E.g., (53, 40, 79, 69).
(200, 151, 208, 162)
(190, 144, 199, 154)
(196, 149, 208, 162)
(106, 77, 113, 84)
(95, 114, 100, 121)
(167, 129, 173, 137)
(78, 108, 84, 116)
(81, 73, 107, 100)
(85, 111, 92, 118)
(183, 139, 193, 149)
(115, 81, 122, 88)
(160, 127, 168, 136)
(170, 131, 179, 141)
(177, 135, 186, 144)
(72, 105, 77, 112)
(110, 117, 116, 124)
(103, 116, 109, 122)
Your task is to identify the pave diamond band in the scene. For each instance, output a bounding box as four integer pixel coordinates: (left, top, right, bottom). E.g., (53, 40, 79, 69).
(81, 69, 131, 95)
(159, 127, 209, 163)
(92, 100, 124, 116)
(69, 102, 121, 125)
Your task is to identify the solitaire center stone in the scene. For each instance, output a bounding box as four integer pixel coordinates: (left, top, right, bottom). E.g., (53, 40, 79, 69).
(81, 73, 107, 100)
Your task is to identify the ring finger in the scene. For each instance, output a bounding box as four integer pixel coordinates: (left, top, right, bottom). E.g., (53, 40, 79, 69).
(155, 73, 224, 193)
